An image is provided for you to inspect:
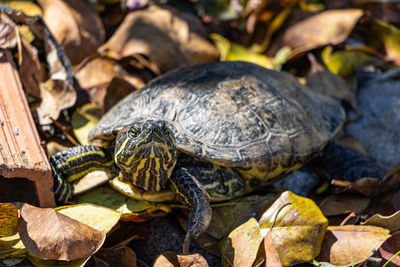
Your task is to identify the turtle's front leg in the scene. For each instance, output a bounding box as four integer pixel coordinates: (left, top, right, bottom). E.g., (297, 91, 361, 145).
(50, 145, 117, 202)
(169, 167, 212, 254)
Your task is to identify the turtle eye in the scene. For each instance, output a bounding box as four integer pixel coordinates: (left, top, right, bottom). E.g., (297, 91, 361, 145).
(129, 127, 138, 137)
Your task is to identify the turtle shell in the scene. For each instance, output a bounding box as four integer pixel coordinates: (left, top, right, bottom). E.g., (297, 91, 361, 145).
(90, 61, 344, 176)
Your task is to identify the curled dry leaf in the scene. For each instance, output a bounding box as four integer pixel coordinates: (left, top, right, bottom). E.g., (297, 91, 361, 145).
(318, 193, 370, 216)
(37, 0, 104, 65)
(362, 210, 400, 233)
(258, 191, 328, 266)
(154, 251, 209, 267)
(18, 38, 46, 98)
(0, 5, 75, 124)
(0, 203, 18, 237)
(98, 6, 218, 72)
(35, 79, 76, 124)
(282, 9, 363, 58)
(18, 204, 105, 261)
(316, 225, 391, 266)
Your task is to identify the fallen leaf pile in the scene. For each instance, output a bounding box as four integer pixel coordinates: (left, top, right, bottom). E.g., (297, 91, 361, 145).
(1, 0, 400, 266)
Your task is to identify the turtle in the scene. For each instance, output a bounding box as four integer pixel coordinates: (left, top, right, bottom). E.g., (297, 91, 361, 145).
(50, 61, 382, 253)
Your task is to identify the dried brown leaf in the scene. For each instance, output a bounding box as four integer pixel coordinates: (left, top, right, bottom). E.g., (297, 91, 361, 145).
(228, 218, 263, 267)
(362, 210, 400, 233)
(379, 231, 400, 266)
(0, 203, 18, 237)
(103, 221, 148, 248)
(95, 246, 137, 267)
(98, 6, 218, 72)
(282, 9, 363, 58)
(331, 177, 382, 196)
(317, 225, 391, 266)
(37, 0, 104, 65)
(18, 38, 45, 98)
(35, 79, 76, 124)
(18, 204, 105, 261)
(263, 230, 282, 267)
(154, 251, 208, 267)
(103, 77, 137, 113)
(319, 193, 370, 216)
(74, 56, 144, 108)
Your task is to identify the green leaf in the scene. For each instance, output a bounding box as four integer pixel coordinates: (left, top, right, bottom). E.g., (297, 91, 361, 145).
(207, 195, 270, 239)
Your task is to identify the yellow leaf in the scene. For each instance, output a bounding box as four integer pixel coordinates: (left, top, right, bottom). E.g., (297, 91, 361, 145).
(0, 1, 42, 16)
(27, 253, 90, 267)
(0, 203, 18, 237)
(56, 203, 121, 234)
(226, 218, 263, 267)
(321, 46, 373, 77)
(0, 233, 26, 259)
(72, 185, 172, 221)
(71, 103, 102, 145)
(211, 33, 274, 69)
(259, 191, 328, 266)
(372, 19, 400, 65)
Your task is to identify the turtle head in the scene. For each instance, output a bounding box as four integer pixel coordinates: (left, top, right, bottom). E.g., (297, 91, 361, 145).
(114, 120, 178, 191)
